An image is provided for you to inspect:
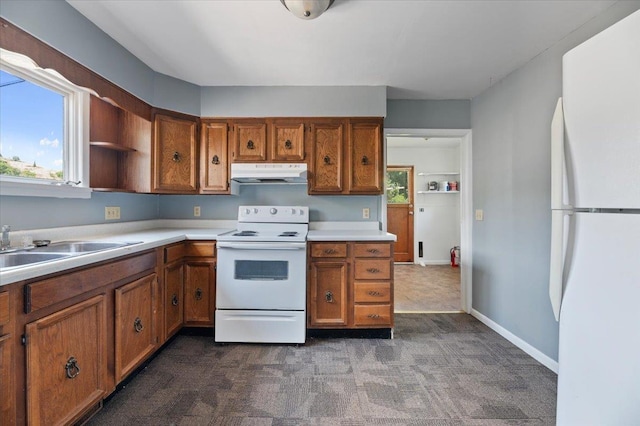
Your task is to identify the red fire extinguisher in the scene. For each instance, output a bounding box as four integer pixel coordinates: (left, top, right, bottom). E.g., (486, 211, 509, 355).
(450, 246, 460, 267)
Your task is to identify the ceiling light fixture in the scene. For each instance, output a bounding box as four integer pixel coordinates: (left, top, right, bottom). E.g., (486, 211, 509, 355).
(280, 0, 334, 20)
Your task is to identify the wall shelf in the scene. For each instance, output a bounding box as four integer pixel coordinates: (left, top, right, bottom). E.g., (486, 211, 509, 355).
(418, 172, 459, 176)
(417, 190, 460, 194)
(90, 141, 137, 152)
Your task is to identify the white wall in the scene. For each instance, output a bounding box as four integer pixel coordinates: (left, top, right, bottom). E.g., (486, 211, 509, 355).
(387, 143, 461, 264)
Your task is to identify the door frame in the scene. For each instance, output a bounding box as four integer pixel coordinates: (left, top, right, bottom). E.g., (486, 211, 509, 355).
(382, 128, 473, 314)
(386, 165, 415, 262)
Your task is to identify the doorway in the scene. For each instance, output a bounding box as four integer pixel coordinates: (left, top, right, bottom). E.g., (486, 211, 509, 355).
(386, 166, 414, 263)
(383, 128, 473, 313)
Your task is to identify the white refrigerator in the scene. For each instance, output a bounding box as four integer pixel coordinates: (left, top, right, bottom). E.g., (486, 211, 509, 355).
(549, 10, 640, 425)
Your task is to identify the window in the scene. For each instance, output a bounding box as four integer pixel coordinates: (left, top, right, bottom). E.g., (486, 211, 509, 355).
(386, 167, 412, 204)
(0, 48, 91, 198)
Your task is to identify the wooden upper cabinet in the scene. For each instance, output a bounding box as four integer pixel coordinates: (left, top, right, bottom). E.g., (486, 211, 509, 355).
(200, 121, 229, 193)
(347, 118, 384, 194)
(309, 119, 345, 194)
(271, 119, 305, 161)
(232, 120, 267, 162)
(153, 113, 198, 193)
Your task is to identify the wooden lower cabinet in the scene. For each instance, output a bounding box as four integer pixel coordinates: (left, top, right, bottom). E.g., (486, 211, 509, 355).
(308, 261, 349, 327)
(26, 295, 108, 426)
(164, 260, 184, 340)
(308, 241, 394, 329)
(0, 333, 12, 425)
(115, 273, 157, 383)
(184, 260, 215, 326)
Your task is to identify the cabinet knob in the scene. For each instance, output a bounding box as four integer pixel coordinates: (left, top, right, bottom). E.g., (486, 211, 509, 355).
(171, 293, 179, 306)
(366, 268, 380, 274)
(323, 155, 331, 165)
(368, 291, 382, 297)
(64, 356, 81, 379)
(195, 288, 203, 300)
(367, 313, 380, 319)
(324, 248, 336, 254)
(409, 211, 414, 215)
(211, 155, 220, 165)
(325, 291, 334, 303)
(284, 139, 292, 149)
(247, 140, 255, 150)
(367, 248, 379, 253)
(133, 317, 144, 333)
(172, 151, 181, 162)
(361, 155, 369, 165)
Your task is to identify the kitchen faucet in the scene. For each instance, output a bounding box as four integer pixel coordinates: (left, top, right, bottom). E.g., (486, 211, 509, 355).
(1, 225, 11, 251)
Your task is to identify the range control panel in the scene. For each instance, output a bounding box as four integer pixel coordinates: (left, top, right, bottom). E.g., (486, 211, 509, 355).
(237, 206, 309, 223)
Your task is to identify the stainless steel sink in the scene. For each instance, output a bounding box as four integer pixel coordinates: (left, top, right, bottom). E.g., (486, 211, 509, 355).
(31, 241, 135, 253)
(0, 252, 70, 269)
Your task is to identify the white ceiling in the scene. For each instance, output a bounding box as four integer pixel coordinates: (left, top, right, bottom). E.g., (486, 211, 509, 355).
(387, 137, 460, 149)
(66, 0, 617, 100)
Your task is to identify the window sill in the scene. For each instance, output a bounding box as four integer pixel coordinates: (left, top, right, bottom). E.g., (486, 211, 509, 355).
(0, 178, 92, 199)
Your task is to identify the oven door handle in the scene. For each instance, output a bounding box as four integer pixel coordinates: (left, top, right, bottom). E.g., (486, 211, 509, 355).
(217, 242, 307, 250)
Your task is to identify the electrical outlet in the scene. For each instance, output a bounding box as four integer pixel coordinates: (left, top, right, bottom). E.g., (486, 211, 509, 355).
(475, 209, 484, 221)
(362, 208, 370, 219)
(194, 206, 201, 217)
(105, 206, 120, 220)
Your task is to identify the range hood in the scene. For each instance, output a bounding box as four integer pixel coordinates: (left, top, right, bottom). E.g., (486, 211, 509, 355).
(230, 163, 308, 184)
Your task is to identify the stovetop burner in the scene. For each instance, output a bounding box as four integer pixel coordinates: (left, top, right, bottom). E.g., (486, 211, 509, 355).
(232, 230, 258, 237)
(278, 231, 299, 237)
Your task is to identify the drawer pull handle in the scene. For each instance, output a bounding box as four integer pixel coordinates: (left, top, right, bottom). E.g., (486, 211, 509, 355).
(134, 317, 144, 333)
(64, 356, 80, 379)
(323, 155, 331, 165)
(366, 268, 380, 273)
(367, 314, 380, 319)
(284, 139, 292, 149)
(324, 248, 336, 254)
(367, 248, 379, 253)
(171, 293, 179, 306)
(195, 288, 203, 300)
(325, 291, 334, 303)
(247, 140, 255, 150)
(172, 151, 181, 162)
(368, 291, 382, 297)
(212, 155, 220, 165)
(361, 155, 369, 165)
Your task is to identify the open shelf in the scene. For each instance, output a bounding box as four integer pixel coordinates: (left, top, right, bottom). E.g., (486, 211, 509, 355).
(418, 172, 459, 176)
(90, 141, 136, 152)
(417, 190, 460, 194)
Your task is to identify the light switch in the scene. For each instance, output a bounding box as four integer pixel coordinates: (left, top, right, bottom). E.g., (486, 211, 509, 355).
(475, 209, 484, 221)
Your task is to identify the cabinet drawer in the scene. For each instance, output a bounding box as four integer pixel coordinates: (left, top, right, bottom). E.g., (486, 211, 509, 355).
(354, 282, 391, 303)
(164, 243, 186, 263)
(354, 304, 392, 326)
(0, 292, 8, 326)
(185, 242, 216, 258)
(354, 243, 391, 258)
(354, 259, 391, 280)
(310, 243, 347, 258)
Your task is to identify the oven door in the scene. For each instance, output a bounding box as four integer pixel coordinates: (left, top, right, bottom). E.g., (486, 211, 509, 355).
(216, 241, 307, 310)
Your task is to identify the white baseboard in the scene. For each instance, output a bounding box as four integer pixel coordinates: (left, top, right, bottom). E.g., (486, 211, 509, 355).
(471, 309, 559, 374)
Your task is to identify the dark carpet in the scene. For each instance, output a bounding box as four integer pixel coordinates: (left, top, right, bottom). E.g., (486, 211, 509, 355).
(88, 314, 557, 425)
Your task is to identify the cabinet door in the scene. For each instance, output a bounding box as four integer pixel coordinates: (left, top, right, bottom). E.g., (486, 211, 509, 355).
(164, 260, 184, 340)
(233, 121, 267, 161)
(153, 113, 197, 192)
(26, 295, 107, 426)
(347, 119, 383, 194)
(308, 261, 348, 327)
(271, 120, 305, 161)
(0, 334, 13, 426)
(200, 121, 229, 193)
(115, 274, 157, 383)
(184, 261, 215, 326)
(309, 120, 345, 194)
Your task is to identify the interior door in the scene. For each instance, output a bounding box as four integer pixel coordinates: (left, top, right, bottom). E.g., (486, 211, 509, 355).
(386, 166, 414, 262)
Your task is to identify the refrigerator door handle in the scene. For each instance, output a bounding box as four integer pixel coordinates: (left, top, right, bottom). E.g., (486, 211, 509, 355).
(551, 98, 571, 210)
(550, 210, 569, 321)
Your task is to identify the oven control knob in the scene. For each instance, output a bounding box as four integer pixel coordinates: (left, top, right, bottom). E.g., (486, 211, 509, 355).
(270, 208, 277, 215)
(254, 208, 258, 213)
(290, 208, 296, 215)
(244, 208, 251, 215)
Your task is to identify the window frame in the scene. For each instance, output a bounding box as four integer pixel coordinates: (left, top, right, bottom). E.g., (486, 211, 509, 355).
(0, 48, 91, 199)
